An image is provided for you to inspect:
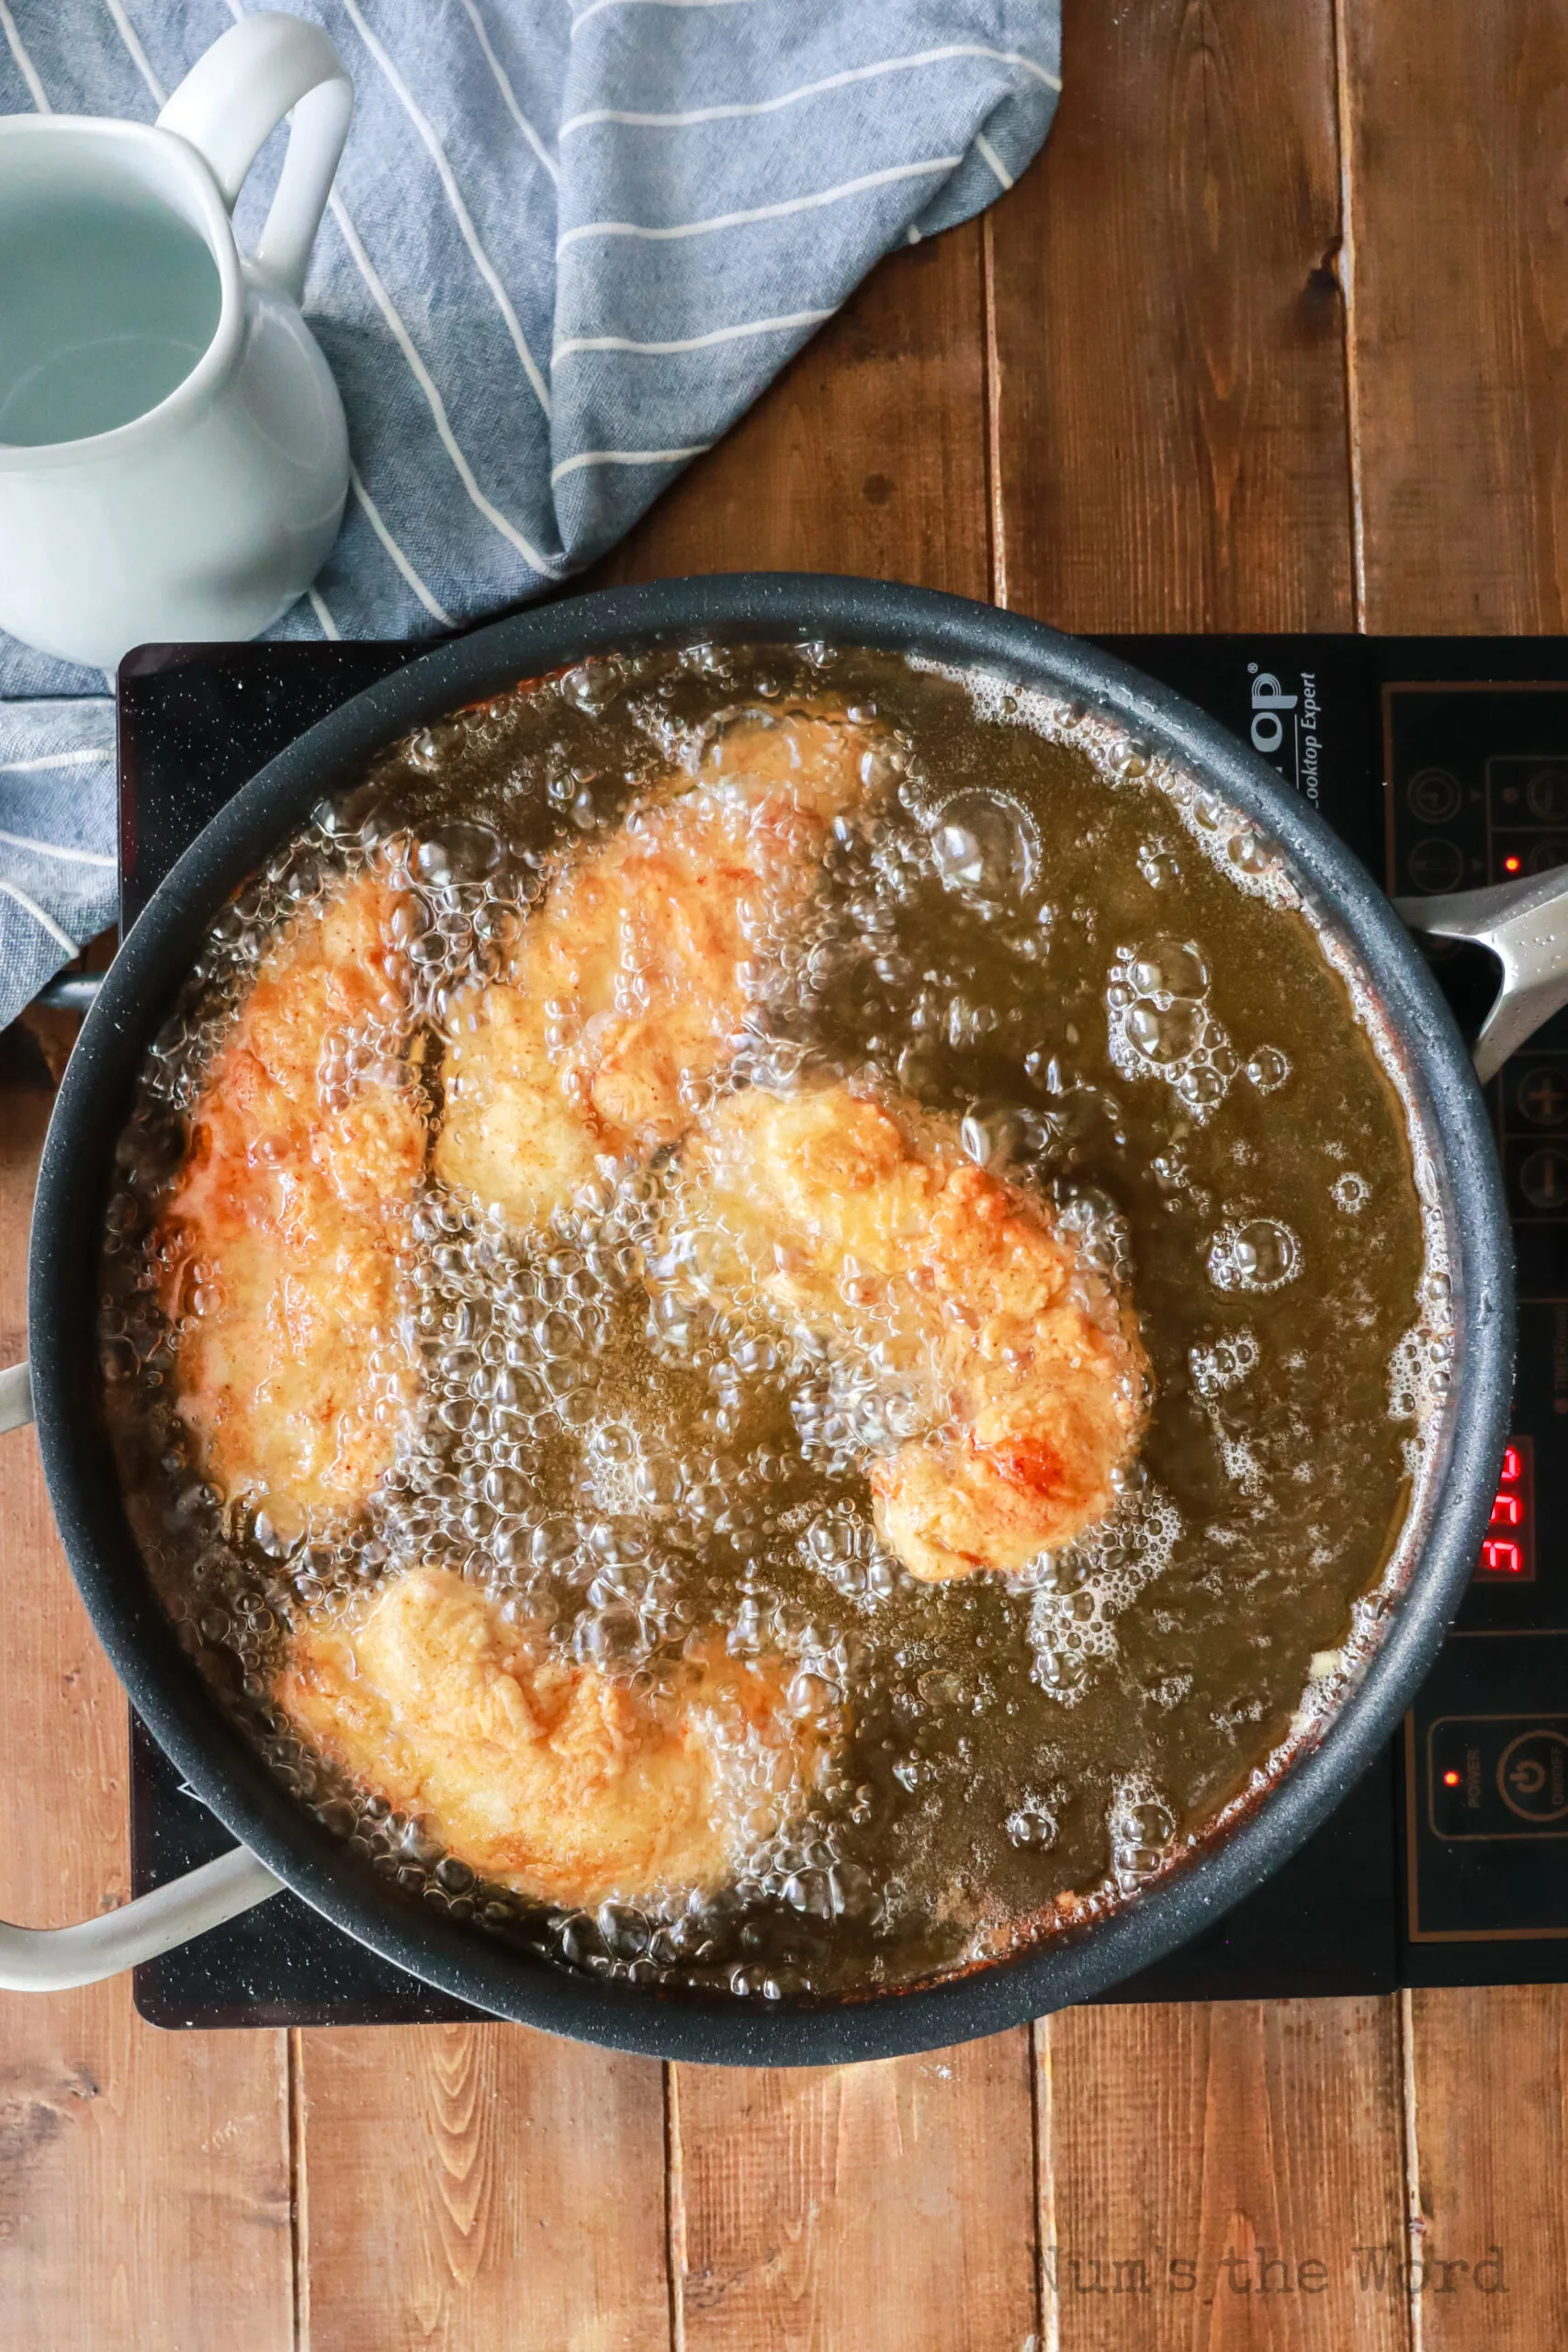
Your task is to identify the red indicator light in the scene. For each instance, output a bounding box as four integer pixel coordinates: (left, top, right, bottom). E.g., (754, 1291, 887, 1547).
(1481, 1538, 1526, 1576)
(1501, 1445, 1522, 1483)
(1443, 1769, 1461, 1787)
(1504, 854, 1523, 874)
(1490, 1491, 1524, 1527)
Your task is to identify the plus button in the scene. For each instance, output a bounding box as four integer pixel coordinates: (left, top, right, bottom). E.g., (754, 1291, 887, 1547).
(1517, 1069, 1568, 1127)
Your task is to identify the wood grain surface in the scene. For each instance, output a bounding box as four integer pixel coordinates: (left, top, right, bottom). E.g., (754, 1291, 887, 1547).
(296, 2024, 669, 2352)
(671, 2039, 1038, 2352)
(1040, 2000, 1413, 2352)
(989, 0, 1353, 634)
(1341, 0, 1568, 633)
(1405, 1988, 1566, 2350)
(3, 6, 1566, 2345)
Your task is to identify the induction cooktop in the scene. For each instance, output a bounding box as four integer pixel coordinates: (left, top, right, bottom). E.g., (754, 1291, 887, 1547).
(115, 628, 1568, 2028)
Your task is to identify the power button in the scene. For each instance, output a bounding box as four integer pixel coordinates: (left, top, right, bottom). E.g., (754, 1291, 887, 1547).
(1429, 1713, 1568, 1839)
(1497, 1729, 1568, 1822)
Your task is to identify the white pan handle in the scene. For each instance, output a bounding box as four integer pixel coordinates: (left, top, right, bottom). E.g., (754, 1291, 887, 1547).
(0, 1844, 282, 1993)
(1393, 863, 1568, 1080)
(0, 1360, 31, 1435)
(0, 1363, 282, 1991)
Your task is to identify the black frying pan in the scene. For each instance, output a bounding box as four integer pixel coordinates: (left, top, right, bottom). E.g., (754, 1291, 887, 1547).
(3, 576, 1558, 2064)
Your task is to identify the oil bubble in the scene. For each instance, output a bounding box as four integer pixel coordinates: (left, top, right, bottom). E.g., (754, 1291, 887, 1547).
(1006, 1801, 1058, 1849)
(415, 821, 502, 884)
(1054, 1186, 1133, 1283)
(1226, 828, 1275, 878)
(1246, 1046, 1291, 1092)
(1189, 1330, 1259, 1397)
(931, 789, 1039, 909)
(558, 662, 615, 715)
(1124, 998, 1203, 1066)
(1127, 938, 1207, 1003)
(1028, 1485, 1181, 1702)
(1105, 940, 1235, 1120)
(408, 725, 458, 773)
(1177, 1063, 1225, 1113)
(1207, 1219, 1300, 1294)
(959, 1100, 1024, 1169)
(1109, 1778, 1175, 1888)
(1332, 1172, 1371, 1215)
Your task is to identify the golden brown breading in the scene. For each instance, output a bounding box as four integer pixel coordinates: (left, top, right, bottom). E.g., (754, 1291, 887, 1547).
(434, 706, 876, 1229)
(153, 868, 423, 1542)
(672, 1082, 1149, 1580)
(276, 1566, 830, 1909)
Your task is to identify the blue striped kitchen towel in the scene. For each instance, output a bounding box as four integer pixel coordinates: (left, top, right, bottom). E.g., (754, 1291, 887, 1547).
(0, 0, 1060, 1025)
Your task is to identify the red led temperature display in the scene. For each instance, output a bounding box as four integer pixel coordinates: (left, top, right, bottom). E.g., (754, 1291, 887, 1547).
(1474, 1438, 1536, 1582)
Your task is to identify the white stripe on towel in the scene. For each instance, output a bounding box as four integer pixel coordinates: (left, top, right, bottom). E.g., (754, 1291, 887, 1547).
(102, 0, 165, 102)
(0, 0, 50, 107)
(571, 0, 751, 36)
(558, 157, 962, 249)
(336, 0, 552, 416)
(553, 308, 831, 361)
(975, 132, 1013, 190)
(560, 46, 1061, 133)
(349, 464, 456, 626)
(457, 0, 558, 183)
(0, 829, 115, 866)
(328, 196, 558, 578)
(308, 587, 342, 640)
(0, 749, 109, 774)
(0, 876, 77, 952)
(551, 444, 709, 481)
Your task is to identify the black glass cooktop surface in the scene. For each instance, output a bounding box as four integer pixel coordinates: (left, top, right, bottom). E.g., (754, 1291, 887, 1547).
(116, 630, 1568, 2028)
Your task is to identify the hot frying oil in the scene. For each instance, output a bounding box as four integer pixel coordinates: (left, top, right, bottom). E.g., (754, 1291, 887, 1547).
(100, 641, 1438, 2000)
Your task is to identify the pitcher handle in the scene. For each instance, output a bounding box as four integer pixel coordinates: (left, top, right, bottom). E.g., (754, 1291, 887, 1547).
(1393, 863, 1568, 1081)
(157, 11, 354, 307)
(0, 1360, 282, 1991)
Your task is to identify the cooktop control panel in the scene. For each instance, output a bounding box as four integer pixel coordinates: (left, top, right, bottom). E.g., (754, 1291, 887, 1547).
(1382, 672, 1568, 1965)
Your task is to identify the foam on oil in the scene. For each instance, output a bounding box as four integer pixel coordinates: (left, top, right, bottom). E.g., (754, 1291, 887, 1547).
(100, 640, 1447, 1998)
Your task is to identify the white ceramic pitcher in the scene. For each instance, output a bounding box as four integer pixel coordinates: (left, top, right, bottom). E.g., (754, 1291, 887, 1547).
(0, 13, 353, 671)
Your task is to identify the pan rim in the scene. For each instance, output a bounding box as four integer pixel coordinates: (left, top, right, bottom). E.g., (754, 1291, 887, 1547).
(27, 575, 1513, 2063)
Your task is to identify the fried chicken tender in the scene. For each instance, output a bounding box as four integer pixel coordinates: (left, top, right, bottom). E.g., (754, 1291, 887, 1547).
(434, 705, 878, 1230)
(276, 1566, 829, 1908)
(153, 868, 423, 1543)
(674, 1083, 1149, 1580)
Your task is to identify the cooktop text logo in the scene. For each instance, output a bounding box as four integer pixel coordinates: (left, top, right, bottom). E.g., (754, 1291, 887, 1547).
(1245, 661, 1321, 803)
(1248, 668, 1298, 754)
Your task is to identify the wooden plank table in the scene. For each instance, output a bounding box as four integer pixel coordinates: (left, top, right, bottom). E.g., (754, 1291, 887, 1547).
(3, 4, 1564, 2342)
